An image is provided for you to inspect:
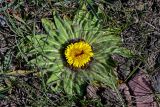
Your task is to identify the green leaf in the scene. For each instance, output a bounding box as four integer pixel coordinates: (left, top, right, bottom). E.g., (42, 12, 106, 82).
(112, 47, 134, 57)
(41, 19, 65, 45)
(51, 80, 61, 92)
(75, 84, 81, 95)
(41, 19, 56, 35)
(95, 35, 121, 45)
(73, 4, 87, 24)
(63, 71, 73, 95)
(47, 71, 61, 84)
(53, 12, 69, 42)
(47, 63, 63, 72)
(27, 34, 47, 46)
(63, 18, 75, 39)
(104, 46, 119, 53)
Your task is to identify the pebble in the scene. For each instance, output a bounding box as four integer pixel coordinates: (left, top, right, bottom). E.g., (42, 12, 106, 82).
(0, 15, 7, 27)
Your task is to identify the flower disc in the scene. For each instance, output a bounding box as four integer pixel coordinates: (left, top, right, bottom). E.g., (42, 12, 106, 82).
(65, 41, 93, 68)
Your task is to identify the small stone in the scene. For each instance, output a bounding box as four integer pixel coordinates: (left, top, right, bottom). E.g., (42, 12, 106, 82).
(152, 70, 160, 93)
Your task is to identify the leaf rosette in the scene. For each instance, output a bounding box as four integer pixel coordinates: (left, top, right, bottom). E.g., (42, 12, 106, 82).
(21, 5, 133, 95)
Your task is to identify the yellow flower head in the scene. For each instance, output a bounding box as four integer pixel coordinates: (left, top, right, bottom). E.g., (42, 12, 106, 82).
(65, 41, 94, 68)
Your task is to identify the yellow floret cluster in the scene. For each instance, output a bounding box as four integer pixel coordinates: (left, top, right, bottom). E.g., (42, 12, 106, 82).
(65, 41, 94, 68)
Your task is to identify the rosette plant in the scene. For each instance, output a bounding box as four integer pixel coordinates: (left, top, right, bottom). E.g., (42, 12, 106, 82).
(21, 5, 132, 95)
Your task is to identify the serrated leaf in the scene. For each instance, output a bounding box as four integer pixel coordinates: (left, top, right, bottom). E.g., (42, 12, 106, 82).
(47, 71, 61, 84)
(63, 71, 73, 95)
(47, 64, 63, 72)
(51, 80, 61, 92)
(41, 19, 64, 45)
(96, 35, 121, 44)
(63, 18, 75, 39)
(53, 12, 69, 42)
(112, 47, 134, 57)
(64, 79, 73, 95)
(41, 18, 56, 34)
(27, 34, 47, 46)
(74, 4, 87, 24)
(75, 84, 81, 95)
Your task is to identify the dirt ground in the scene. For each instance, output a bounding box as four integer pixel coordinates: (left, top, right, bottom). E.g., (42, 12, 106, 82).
(0, 0, 160, 106)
